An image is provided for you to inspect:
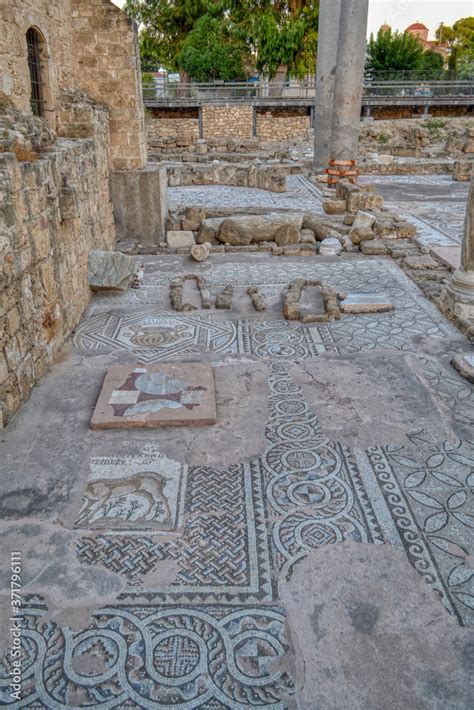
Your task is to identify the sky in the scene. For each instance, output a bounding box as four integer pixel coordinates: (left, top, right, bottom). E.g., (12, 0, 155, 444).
(112, 0, 473, 39)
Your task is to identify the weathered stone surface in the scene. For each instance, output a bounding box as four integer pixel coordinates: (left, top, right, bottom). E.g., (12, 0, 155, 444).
(196, 218, 225, 244)
(350, 210, 376, 232)
(216, 285, 233, 309)
(88, 251, 133, 291)
(167, 231, 195, 249)
(322, 199, 346, 214)
(350, 227, 375, 245)
(247, 287, 266, 311)
(303, 214, 342, 241)
(319, 237, 342, 256)
(453, 160, 473, 182)
(274, 224, 301, 246)
(281, 544, 473, 710)
(360, 239, 388, 255)
(91, 364, 217, 429)
(451, 353, 474, 382)
(217, 213, 304, 244)
(300, 228, 317, 244)
(341, 293, 394, 313)
(404, 255, 440, 270)
(110, 165, 168, 245)
(395, 221, 417, 238)
(218, 219, 253, 246)
(190, 243, 210, 262)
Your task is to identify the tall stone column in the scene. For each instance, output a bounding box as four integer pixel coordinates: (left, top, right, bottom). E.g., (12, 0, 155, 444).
(313, 0, 342, 172)
(329, 0, 369, 166)
(443, 171, 474, 320)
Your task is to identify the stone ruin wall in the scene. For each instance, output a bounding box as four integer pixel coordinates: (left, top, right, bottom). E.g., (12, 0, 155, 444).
(146, 110, 199, 141)
(0, 98, 115, 427)
(202, 105, 254, 139)
(256, 109, 310, 141)
(145, 105, 311, 151)
(0, 0, 148, 171)
(71, 0, 147, 170)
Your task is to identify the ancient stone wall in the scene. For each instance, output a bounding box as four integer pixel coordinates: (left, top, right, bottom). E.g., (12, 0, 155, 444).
(202, 105, 253, 138)
(147, 116, 199, 141)
(0, 0, 74, 127)
(256, 110, 310, 140)
(71, 0, 147, 170)
(0, 0, 147, 170)
(0, 100, 115, 426)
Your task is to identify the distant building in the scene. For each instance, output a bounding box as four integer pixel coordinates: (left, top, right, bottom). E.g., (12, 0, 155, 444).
(379, 21, 449, 58)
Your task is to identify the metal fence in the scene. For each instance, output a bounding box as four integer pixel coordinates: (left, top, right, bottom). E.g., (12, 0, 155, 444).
(142, 77, 474, 104)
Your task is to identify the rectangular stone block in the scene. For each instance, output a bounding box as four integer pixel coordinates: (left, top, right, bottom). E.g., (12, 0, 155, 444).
(341, 293, 394, 313)
(91, 363, 217, 429)
(167, 231, 195, 248)
(110, 164, 168, 244)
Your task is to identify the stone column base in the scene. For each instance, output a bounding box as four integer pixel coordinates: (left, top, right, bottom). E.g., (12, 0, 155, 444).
(440, 269, 474, 322)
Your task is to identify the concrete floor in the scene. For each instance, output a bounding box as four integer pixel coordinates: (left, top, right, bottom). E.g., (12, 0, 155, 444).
(0, 249, 473, 708)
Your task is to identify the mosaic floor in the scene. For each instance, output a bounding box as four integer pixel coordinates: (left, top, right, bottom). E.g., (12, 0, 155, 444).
(1, 253, 473, 707)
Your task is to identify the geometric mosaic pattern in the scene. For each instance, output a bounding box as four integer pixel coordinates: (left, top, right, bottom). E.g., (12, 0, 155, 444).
(73, 309, 331, 362)
(75, 261, 457, 361)
(75, 359, 474, 627)
(0, 602, 294, 708)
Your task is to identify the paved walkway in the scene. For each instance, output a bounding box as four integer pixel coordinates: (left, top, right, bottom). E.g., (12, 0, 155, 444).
(1, 249, 473, 708)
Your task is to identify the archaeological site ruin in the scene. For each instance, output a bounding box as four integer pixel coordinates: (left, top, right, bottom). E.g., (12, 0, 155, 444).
(0, 0, 473, 707)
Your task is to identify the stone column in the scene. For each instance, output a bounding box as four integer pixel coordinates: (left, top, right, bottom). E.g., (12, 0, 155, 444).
(443, 171, 474, 320)
(329, 0, 369, 165)
(313, 0, 342, 172)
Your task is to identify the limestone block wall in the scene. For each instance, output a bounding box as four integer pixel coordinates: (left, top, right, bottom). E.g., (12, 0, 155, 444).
(71, 0, 147, 170)
(0, 101, 115, 426)
(256, 109, 310, 140)
(147, 115, 199, 141)
(202, 105, 253, 139)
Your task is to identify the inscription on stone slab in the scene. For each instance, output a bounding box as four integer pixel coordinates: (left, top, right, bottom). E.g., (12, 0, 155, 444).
(91, 363, 216, 429)
(341, 293, 394, 314)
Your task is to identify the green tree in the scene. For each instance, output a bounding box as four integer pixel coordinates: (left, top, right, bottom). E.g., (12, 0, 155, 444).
(178, 14, 250, 80)
(124, 0, 208, 74)
(420, 49, 444, 79)
(437, 17, 474, 76)
(366, 27, 425, 78)
(125, 0, 319, 86)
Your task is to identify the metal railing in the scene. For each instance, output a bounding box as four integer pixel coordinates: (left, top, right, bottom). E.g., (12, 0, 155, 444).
(142, 77, 474, 105)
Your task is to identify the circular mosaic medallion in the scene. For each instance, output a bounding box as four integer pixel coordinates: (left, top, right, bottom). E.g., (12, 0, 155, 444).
(153, 635, 201, 678)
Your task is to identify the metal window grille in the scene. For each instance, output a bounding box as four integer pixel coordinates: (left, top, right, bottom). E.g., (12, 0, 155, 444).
(26, 28, 45, 117)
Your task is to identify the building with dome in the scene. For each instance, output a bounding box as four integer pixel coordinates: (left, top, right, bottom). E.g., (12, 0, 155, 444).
(379, 21, 449, 58)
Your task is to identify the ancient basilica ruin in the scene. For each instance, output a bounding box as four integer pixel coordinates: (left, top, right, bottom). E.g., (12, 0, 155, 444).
(0, 0, 473, 707)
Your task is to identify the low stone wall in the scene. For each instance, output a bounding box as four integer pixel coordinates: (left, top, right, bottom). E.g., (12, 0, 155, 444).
(202, 105, 253, 138)
(0, 100, 115, 426)
(256, 108, 310, 140)
(166, 162, 295, 192)
(146, 108, 199, 142)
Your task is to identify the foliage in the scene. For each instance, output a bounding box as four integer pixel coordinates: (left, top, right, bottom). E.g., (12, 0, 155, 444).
(124, 0, 209, 71)
(420, 50, 444, 79)
(177, 14, 249, 80)
(125, 0, 319, 80)
(436, 16, 474, 73)
(243, 1, 319, 79)
(366, 28, 426, 76)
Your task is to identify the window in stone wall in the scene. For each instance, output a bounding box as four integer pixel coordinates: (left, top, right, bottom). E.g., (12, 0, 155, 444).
(26, 27, 45, 117)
